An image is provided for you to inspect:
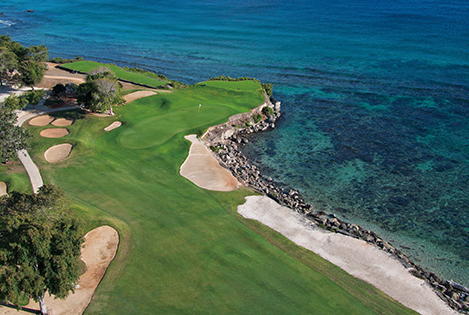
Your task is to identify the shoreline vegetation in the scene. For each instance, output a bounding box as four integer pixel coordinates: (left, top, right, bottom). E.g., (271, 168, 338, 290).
(1, 49, 466, 314)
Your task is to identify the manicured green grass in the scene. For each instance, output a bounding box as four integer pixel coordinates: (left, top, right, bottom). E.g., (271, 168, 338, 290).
(22, 83, 417, 314)
(0, 161, 32, 194)
(61, 60, 169, 88)
(198, 80, 263, 91)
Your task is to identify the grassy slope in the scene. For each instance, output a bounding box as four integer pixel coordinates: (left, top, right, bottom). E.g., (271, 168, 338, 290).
(22, 82, 417, 314)
(61, 60, 168, 88)
(0, 161, 32, 194)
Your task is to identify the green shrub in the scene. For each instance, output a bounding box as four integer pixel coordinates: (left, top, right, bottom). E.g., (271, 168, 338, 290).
(210, 145, 222, 152)
(2, 94, 28, 111)
(26, 89, 47, 105)
(52, 83, 66, 97)
(262, 106, 274, 117)
(253, 113, 262, 123)
(262, 83, 273, 96)
(49, 56, 83, 64)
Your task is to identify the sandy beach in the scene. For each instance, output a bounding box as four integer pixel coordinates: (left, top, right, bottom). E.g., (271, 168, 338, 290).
(238, 195, 458, 315)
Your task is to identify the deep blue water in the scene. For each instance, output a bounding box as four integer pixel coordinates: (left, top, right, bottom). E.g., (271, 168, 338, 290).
(1, 0, 468, 285)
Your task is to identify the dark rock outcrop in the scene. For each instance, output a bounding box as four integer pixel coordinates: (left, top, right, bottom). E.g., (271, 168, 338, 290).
(202, 97, 468, 314)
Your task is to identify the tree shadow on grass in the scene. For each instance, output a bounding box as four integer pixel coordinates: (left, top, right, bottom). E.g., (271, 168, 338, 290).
(0, 301, 40, 314)
(49, 109, 87, 121)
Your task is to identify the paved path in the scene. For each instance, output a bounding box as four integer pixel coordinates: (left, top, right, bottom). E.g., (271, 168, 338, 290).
(17, 150, 43, 194)
(13, 96, 80, 193)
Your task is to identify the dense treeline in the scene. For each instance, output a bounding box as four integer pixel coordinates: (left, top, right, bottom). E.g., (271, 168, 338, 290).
(0, 185, 83, 314)
(0, 35, 48, 87)
(49, 56, 83, 64)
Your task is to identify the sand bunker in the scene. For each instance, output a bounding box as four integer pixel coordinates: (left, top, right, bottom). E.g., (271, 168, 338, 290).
(123, 90, 157, 104)
(104, 121, 123, 131)
(0, 182, 7, 197)
(180, 135, 239, 191)
(44, 143, 73, 163)
(29, 115, 55, 126)
(238, 196, 457, 315)
(0, 226, 119, 315)
(52, 118, 74, 126)
(40, 128, 69, 138)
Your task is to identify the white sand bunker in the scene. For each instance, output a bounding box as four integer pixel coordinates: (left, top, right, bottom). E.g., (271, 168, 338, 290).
(29, 115, 55, 126)
(0, 182, 7, 196)
(52, 118, 74, 126)
(180, 135, 239, 191)
(40, 128, 69, 138)
(123, 90, 157, 104)
(0, 226, 119, 315)
(238, 196, 457, 315)
(104, 121, 122, 131)
(44, 143, 73, 163)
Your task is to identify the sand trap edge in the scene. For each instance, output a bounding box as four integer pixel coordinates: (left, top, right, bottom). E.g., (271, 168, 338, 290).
(0, 182, 7, 196)
(29, 115, 55, 126)
(52, 118, 74, 126)
(104, 121, 123, 131)
(40, 128, 70, 138)
(44, 143, 73, 163)
(180, 135, 239, 191)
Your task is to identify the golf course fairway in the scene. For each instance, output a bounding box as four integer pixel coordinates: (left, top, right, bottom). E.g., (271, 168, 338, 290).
(20, 82, 416, 315)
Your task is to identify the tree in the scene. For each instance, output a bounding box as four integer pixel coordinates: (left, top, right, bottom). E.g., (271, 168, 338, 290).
(0, 109, 32, 163)
(26, 44, 49, 63)
(93, 77, 124, 115)
(87, 66, 116, 81)
(19, 60, 45, 88)
(77, 67, 124, 115)
(261, 83, 273, 97)
(25, 89, 47, 107)
(2, 94, 28, 112)
(0, 185, 83, 315)
(0, 36, 48, 88)
(0, 47, 18, 86)
(51, 83, 66, 97)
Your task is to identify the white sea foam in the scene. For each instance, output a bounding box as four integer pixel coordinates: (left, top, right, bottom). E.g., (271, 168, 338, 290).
(0, 19, 14, 28)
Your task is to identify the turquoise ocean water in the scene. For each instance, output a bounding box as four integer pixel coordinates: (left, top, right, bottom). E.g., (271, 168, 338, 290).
(1, 0, 468, 285)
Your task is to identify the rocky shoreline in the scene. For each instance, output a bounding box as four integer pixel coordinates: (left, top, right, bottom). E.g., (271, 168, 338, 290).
(202, 97, 469, 314)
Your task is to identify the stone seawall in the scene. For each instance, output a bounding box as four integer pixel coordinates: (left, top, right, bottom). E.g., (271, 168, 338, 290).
(202, 97, 469, 314)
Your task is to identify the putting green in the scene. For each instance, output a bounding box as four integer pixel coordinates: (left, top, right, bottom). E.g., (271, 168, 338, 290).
(119, 105, 230, 149)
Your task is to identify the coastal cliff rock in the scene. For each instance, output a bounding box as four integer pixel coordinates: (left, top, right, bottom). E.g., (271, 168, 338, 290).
(202, 97, 469, 314)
